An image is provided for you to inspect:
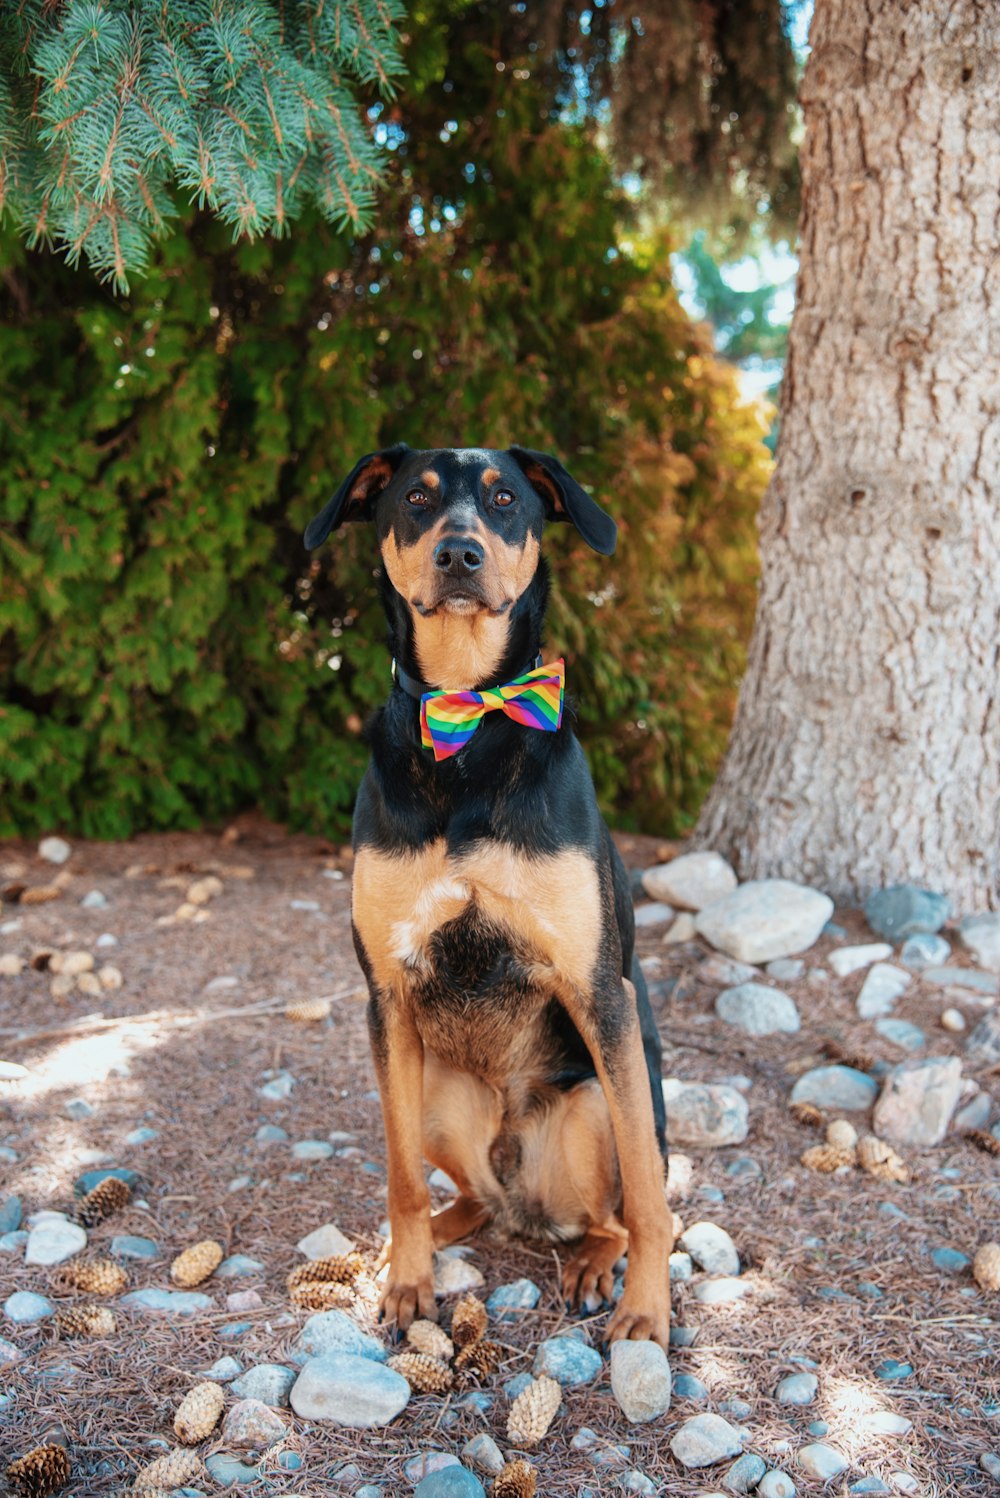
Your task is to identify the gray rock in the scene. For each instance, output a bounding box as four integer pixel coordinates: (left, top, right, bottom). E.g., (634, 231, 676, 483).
(634, 902, 674, 927)
(216, 1254, 265, 1278)
(930, 1246, 970, 1274)
(39, 835, 72, 863)
(766, 958, 805, 981)
(4, 1290, 54, 1323)
(290, 1351, 409, 1425)
(534, 1336, 602, 1386)
(219, 1319, 253, 1339)
(74, 1167, 139, 1197)
(81, 889, 108, 907)
(715, 983, 800, 1037)
(229, 1364, 296, 1406)
(413, 1470, 485, 1498)
(124, 1126, 158, 1144)
(979, 1454, 1000, 1481)
(875, 1360, 913, 1381)
(725, 1157, 762, 1180)
(958, 913, 1000, 971)
(205, 1453, 262, 1487)
(848, 1481, 892, 1495)
(789, 1066, 878, 1111)
(503, 1372, 534, 1400)
(678, 1221, 740, 1276)
(433, 1255, 484, 1296)
(0, 1145, 18, 1160)
(674, 1373, 709, 1402)
(695, 880, 834, 964)
(291, 1308, 386, 1365)
(665, 912, 699, 944)
(797, 1444, 848, 1481)
(966, 1011, 1000, 1065)
(670, 1413, 744, 1468)
(111, 1235, 159, 1259)
(662, 1079, 749, 1147)
(862, 1413, 911, 1437)
(622, 1473, 657, 1496)
(0, 1231, 28, 1252)
(923, 966, 999, 995)
(692, 1277, 750, 1305)
(874, 1019, 926, 1052)
(642, 852, 737, 911)
(461, 1433, 504, 1475)
(405, 1453, 462, 1482)
(356, 1489, 384, 1498)
(258, 1070, 295, 1100)
(24, 1217, 87, 1266)
(900, 933, 951, 969)
(865, 885, 950, 940)
(64, 1098, 95, 1120)
(121, 1288, 214, 1315)
(724, 1454, 767, 1493)
(297, 1222, 354, 1258)
(699, 956, 760, 985)
(775, 1372, 817, 1405)
(222, 1397, 287, 1451)
(0, 1197, 22, 1234)
(609, 1340, 671, 1423)
(255, 1124, 288, 1145)
(873, 1056, 963, 1146)
(292, 1139, 334, 1161)
(202, 1355, 244, 1380)
(954, 1092, 992, 1131)
(670, 1252, 694, 1282)
(485, 1278, 541, 1322)
(828, 943, 893, 977)
(718, 1397, 753, 1420)
(856, 963, 910, 1019)
(0, 1334, 24, 1363)
(758, 1472, 796, 1498)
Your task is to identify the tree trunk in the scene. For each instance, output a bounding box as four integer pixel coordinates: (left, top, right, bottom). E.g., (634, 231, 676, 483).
(696, 0, 1000, 911)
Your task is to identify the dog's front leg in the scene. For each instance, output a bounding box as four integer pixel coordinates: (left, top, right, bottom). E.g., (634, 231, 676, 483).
(568, 977, 673, 1349)
(367, 990, 437, 1329)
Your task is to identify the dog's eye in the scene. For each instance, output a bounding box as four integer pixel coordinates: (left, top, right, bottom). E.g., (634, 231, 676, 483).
(406, 489, 430, 508)
(494, 490, 515, 508)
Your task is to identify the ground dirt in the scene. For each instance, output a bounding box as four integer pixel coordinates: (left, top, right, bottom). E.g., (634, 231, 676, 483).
(0, 820, 997, 1496)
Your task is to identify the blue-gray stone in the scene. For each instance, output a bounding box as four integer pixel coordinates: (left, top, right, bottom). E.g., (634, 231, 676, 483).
(698, 1185, 726, 1203)
(718, 1398, 753, 1420)
(0, 1147, 17, 1164)
(623, 1473, 657, 1495)
(218, 1320, 253, 1340)
(405, 1453, 462, 1483)
(788, 1354, 819, 1368)
(202, 1356, 243, 1380)
(865, 885, 950, 940)
(74, 1167, 139, 1197)
(849, 1480, 892, 1494)
(485, 1278, 541, 1321)
(216, 1255, 265, 1278)
(725, 1453, 767, 1493)
(670, 1252, 694, 1282)
(899, 934, 951, 970)
(679, 1221, 740, 1276)
(726, 1157, 763, 1179)
(229, 1364, 296, 1406)
(455, 1391, 492, 1414)
(4, 1291, 54, 1323)
(461, 1432, 505, 1475)
(0, 1335, 23, 1364)
(277, 1451, 302, 1470)
(291, 1309, 387, 1365)
(715, 982, 801, 1037)
(0, 1197, 22, 1234)
(776, 1372, 818, 1405)
(121, 1288, 213, 1315)
(503, 1373, 534, 1400)
(876, 1359, 913, 1381)
(534, 1336, 602, 1386)
(930, 1247, 970, 1274)
(292, 1139, 335, 1161)
(766, 957, 805, 980)
(797, 1444, 848, 1482)
(758, 1471, 796, 1498)
(670, 1327, 698, 1348)
(670, 1412, 744, 1468)
(808, 1420, 829, 1437)
(414, 1470, 486, 1498)
(673, 1373, 709, 1402)
(357, 1488, 384, 1498)
(255, 1124, 288, 1145)
(0, 1232, 27, 1254)
(111, 1235, 159, 1259)
(125, 1127, 158, 1144)
(823, 921, 847, 939)
(878, 1202, 908, 1221)
(205, 1454, 262, 1488)
(290, 1350, 409, 1426)
(875, 1019, 926, 1052)
(857, 1282, 884, 1299)
(64, 1098, 95, 1120)
(922, 966, 999, 995)
(789, 1066, 878, 1111)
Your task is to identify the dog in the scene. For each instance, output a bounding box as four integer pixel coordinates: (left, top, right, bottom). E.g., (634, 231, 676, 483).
(305, 444, 673, 1347)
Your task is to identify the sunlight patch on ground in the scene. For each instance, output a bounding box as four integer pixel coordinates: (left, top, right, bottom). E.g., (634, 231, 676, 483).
(12, 1020, 168, 1100)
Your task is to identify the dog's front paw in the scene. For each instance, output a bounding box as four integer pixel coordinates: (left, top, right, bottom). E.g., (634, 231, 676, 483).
(379, 1272, 438, 1331)
(605, 1294, 670, 1352)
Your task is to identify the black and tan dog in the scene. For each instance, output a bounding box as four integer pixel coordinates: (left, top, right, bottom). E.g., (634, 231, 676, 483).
(305, 444, 673, 1347)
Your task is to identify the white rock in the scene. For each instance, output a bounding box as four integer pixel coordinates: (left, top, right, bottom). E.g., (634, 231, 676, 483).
(664, 913, 698, 945)
(25, 1216, 87, 1266)
(695, 881, 833, 965)
(670, 1413, 744, 1468)
(642, 852, 737, 912)
(662, 1080, 749, 1148)
(958, 913, 1000, 972)
(634, 902, 674, 927)
(433, 1255, 484, 1295)
(39, 836, 72, 864)
(610, 1340, 672, 1423)
(828, 943, 893, 977)
(757, 1473, 796, 1498)
(0, 954, 25, 977)
(856, 963, 910, 1019)
(796, 1444, 847, 1481)
(873, 1056, 963, 1147)
(297, 1223, 355, 1259)
(289, 1351, 409, 1426)
(862, 1412, 912, 1435)
(80, 890, 107, 908)
(691, 1277, 750, 1305)
(941, 1008, 966, 1033)
(715, 983, 800, 1037)
(678, 1221, 740, 1276)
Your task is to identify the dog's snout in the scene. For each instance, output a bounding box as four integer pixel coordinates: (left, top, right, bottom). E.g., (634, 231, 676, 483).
(433, 536, 485, 575)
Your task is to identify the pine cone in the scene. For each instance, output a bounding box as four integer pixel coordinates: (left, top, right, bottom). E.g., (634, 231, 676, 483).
(972, 1242, 1000, 1292)
(965, 1129, 1000, 1157)
(289, 1280, 355, 1311)
(857, 1134, 909, 1184)
(56, 1258, 128, 1296)
(285, 996, 332, 1022)
(186, 876, 223, 905)
(826, 1118, 858, 1153)
(20, 885, 62, 905)
(133, 1449, 204, 1491)
(406, 1319, 454, 1363)
(174, 1381, 225, 1443)
(170, 1240, 223, 1287)
(54, 1305, 116, 1338)
(77, 1175, 132, 1226)
(789, 1101, 825, 1128)
(454, 1339, 503, 1380)
(494, 1458, 538, 1498)
(50, 974, 76, 1001)
(76, 972, 102, 996)
(98, 965, 123, 990)
(801, 1144, 854, 1173)
(286, 1253, 365, 1289)
(506, 1375, 561, 1447)
(387, 1351, 454, 1393)
(450, 1292, 488, 1347)
(5, 1445, 70, 1497)
(60, 951, 94, 976)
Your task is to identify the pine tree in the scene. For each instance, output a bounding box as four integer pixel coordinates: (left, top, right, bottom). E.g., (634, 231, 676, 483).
(0, 1, 404, 290)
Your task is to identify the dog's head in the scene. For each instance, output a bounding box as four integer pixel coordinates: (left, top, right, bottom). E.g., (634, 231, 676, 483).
(305, 445, 616, 686)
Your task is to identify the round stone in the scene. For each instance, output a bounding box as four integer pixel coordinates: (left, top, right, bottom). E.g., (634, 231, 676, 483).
(715, 983, 800, 1037)
(669, 1413, 743, 1468)
(609, 1340, 672, 1424)
(775, 1373, 817, 1406)
(289, 1351, 409, 1426)
(678, 1221, 740, 1276)
(534, 1336, 602, 1387)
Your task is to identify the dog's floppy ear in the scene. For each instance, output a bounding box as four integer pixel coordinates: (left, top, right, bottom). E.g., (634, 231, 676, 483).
(508, 446, 617, 556)
(304, 444, 411, 550)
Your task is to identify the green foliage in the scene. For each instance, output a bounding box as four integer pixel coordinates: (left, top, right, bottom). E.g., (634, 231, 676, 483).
(0, 0, 404, 289)
(0, 10, 769, 841)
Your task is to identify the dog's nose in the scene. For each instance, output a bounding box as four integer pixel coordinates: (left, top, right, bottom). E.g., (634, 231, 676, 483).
(433, 536, 484, 575)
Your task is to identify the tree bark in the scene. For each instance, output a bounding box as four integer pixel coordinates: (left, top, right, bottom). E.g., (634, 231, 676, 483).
(696, 0, 1000, 911)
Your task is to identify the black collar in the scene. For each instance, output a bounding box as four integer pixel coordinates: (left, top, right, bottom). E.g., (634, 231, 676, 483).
(392, 653, 544, 700)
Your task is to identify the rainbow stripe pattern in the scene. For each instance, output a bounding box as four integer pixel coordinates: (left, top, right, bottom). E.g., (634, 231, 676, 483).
(420, 658, 565, 762)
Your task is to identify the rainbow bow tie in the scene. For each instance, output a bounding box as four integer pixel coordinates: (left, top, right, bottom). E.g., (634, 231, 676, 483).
(420, 659, 565, 762)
